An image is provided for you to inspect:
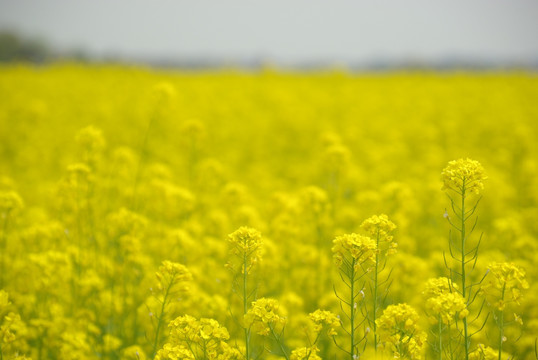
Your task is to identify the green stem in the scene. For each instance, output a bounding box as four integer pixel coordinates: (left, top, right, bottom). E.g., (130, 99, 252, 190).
(0, 211, 9, 289)
(152, 280, 172, 357)
(460, 182, 469, 360)
(315, 214, 324, 304)
(498, 283, 506, 360)
(243, 253, 251, 360)
(373, 229, 380, 353)
(350, 258, 356, 360)
(270, 325, 290, 360)
(38, 335, 43, 360)
(439, 314, 443, 360)
(132, 110, 156, 211)
(186, 341, 198, 360)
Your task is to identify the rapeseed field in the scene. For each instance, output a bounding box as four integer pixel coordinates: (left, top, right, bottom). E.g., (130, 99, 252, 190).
(0, 64, 537, 359)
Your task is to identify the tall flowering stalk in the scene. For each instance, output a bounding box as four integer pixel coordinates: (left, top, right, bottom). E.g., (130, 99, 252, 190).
(332, 233, 377, 359)
(226, 227, 263, 360)
(322, 138, 350, 220)
(481, 262, 528, 360)
(289, 310, 340, 360)
(244, 298, 288, 359)
(423, 278, 469, 360)
(441, 158, 487, 360)
(74, 126, 104, 257)
(376, 303, 427, 359)
(150, 261, 192, 357)
(132, 82, 175, 210)
(360, 214, 397, 353)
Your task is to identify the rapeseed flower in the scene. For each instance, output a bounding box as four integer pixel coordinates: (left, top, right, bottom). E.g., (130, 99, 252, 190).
(158, 315, 241, 359)
(244, 298, 286, 336)
(482, 262, 528, 310)
(441, 158, 487, 195)
(332, 233, 377, 272)
(376, 304, 426, 359)
(290, 345, 321, 360)
(468, 344, 499, 360)
(226, 226, 263, 274)
(423, 277, 468, 324)
(0, 191, 24, 214)
(308, 309, 339, 336)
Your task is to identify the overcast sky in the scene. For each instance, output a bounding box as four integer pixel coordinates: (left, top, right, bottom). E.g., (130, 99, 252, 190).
(1, 0, 538, 64)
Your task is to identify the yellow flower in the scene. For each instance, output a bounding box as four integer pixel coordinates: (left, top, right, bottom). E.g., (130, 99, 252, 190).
(422, 277, 468, 324)
(155, 343, 195, 360)
(226, 226, 263, 274)
(441, 158, 487, 195)
(332, 233, 377, 271)
(482, 262, 529, 310)
(426, 293, 468, 324)
(376, 304, 427, 359)
(155, 261, 192, 296)
(422, 277, 457, 297)
(75, 125, 106, 166)
(244, 298, 286, 336)
(0, 290, 10, 311)
(360, 214, 397, 255)
(309, 309, 340, 336)
(0, 191, 24, 214)
(162, 315, 237, 360)
(290, 346, 321, 360)
(361, 214, 396, 239)
(469, 344, 498, 360)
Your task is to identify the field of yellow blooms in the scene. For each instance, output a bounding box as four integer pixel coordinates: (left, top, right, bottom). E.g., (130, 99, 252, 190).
(0, 64, 537, 360)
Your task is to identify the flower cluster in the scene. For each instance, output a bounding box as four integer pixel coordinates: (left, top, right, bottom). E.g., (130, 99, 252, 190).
(244, 298, 286, 336)
(226, 227, 263, 274)
(299, 186, 329, 216)
(156, 315, 241, 360)
(376, 303, 427, 359)
(75, 125, 106, 167)
(332, 233, 377, 272)
(0, 291, 29, 358)
(422, 277, 456, 297)
(155, 261, 192, 296)
(155, 343, 195, 360)
(290, 345, 321, 360)
(423, 277, 468, 324)
(308, 309, 339, 336)
(482, 262, 529, 310)
(468, 344, 498, 360)
(360, 214, 397, 255)
(441, 158, 487, 195)
(0, 191, 24, 214)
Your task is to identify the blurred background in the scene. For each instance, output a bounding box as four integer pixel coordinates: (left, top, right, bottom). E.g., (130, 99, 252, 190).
(1, 0, 538, 69)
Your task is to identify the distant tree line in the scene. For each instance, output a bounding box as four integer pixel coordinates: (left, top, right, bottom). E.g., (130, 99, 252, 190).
(1, 30, 535, 69)
(0, 31, 50, 62)
(0, 31, 89, 63)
